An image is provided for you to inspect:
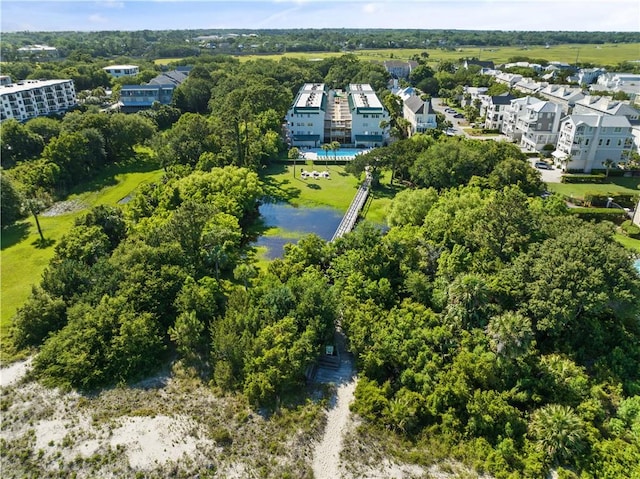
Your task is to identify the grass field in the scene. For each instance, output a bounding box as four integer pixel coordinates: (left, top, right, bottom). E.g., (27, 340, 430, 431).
(614, 233, 640, 253)
(546, 177, 640, 198)
(228, 43, 640, 66)
(1, 153, 164, 334)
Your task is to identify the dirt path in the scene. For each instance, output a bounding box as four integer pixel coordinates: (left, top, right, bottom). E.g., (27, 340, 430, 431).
(311, 331, 356, 479)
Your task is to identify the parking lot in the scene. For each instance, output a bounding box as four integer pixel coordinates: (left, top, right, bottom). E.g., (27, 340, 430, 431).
(528, 157, 563, 183)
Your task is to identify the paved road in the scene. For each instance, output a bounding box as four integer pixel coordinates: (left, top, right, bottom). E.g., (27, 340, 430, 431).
(527, 157, 563, 183)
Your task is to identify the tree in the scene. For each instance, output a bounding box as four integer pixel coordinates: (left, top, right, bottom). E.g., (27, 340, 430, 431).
(387, 187, 439, 227)
(321, 143, 331, 168)
(330, 140, 340, 168)
(0, 119, 45, 168)
(169, 310, 205, 362)
(529, 404, 587, 467)
(602, 158, 615, 177)
(486, 311, 535, 360)
(21, 189, 51, 243)
(1, 172, 24, 227)
(288, 146, 300, 177)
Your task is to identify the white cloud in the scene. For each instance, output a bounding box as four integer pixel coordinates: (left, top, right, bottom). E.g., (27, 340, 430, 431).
(88, 13, 109, 24)
(362, 3, 380, 14)
(95, 1, 124, 8)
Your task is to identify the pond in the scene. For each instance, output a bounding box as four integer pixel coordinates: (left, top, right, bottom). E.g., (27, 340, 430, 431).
(254, 202, 343, 260)
(635, 258, 640, 275)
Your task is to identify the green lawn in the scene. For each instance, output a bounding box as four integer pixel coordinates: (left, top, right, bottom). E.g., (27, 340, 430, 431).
(236, 43, 640, 66)
(614, 233, 640, 253)
(547, 177, 640, 198)
(1, 155, 164, 334)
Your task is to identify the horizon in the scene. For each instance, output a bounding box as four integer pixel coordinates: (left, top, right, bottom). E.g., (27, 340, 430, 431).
(2, 1, 639, 33)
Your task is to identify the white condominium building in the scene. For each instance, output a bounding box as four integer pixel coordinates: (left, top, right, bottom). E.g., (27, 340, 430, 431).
(347, 84, 389, 147)
(0, 79, 77, 122)
(286, 83, 328, 148)
(286, 83, 389, 148)
(552, 115, 634, 173)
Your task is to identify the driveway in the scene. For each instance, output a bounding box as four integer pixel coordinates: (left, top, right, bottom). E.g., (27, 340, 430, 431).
(432, 97, 510, 141)
(528, 157, 563, 183)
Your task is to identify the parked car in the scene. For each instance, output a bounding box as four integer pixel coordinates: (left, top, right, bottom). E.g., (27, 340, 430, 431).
(535, 161, 552, 170)
(453, 113, 464, 118)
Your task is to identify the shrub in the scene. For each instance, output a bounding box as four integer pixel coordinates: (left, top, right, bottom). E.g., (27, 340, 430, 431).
(567, 207, 627, 224)
(620, 220, 640, 238)
(561, 174, 606, 184)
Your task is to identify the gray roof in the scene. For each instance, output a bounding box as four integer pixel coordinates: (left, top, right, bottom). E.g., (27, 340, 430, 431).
(566, 114, 632, 128)
(491, 94, 516, 105)
(148, 70, 189, 86)
(405, 95, 434, 115)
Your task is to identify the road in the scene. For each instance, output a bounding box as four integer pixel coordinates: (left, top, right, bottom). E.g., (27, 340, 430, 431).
(527, 157, 563, 183)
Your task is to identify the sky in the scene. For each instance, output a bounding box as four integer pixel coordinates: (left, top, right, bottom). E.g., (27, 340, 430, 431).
(1, 0, 639, 33)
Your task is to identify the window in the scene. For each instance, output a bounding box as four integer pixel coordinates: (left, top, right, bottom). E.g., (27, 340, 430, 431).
(614, 127, 621, 132)
(618, 139, 622, 146)
(606, 139, 610, 146)
(362, 123, 369, 127)
(585, 139, 589, 146)
(598, 139, 603, 146)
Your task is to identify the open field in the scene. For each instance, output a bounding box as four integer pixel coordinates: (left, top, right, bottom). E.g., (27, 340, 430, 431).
(230, 43, 640, 66)
(546, 176, 640, 198)
(0, 154, 163, 334)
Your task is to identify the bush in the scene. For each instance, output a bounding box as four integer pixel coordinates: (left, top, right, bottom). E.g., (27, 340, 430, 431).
(561, 174, 606, 184)
(583, 192, 639, 208)
(568, 207, 628, 224)
(620, 220, 640, 238)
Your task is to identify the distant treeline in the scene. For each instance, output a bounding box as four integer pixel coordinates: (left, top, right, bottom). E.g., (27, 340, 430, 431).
(2, 29, 640, 60)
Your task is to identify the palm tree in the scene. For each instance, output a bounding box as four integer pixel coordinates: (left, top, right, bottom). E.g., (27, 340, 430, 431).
(330, 141, 340, 169)
(321, 143, 331, 169)
(529, 404, 587, 467)
(288, 147, 300, 177)
(486, 311, 534, 360)
(602, 158, 615, 178)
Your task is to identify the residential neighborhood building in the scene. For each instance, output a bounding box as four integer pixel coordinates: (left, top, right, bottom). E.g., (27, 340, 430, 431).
(573, 96, 640, 122)
(103, 65, 140, 78)
(286, 83, 389, 148)
(463, 59, 495, 71)
(539, 84, 585, 113)
(285, 83, 328, 148)
(119, 69, 190, 112)
(383, 60, 418, 79)
(513, 78, 548, 95)
(0, 79, 77, 122)
(401, 93, 437, 135)
(516, 100, 563, 152)
(484, 94, 516, 130)
(0, 76, 12, 86)
(494, 72, 523, 87)
(552, 114, 634, 172)
(460, 86, 488, 107)
(572, 68, 606, 85)
(17, 44, 58, 60)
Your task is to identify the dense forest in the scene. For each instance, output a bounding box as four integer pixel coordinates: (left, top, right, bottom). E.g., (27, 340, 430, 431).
(2, 50, 640, 478)
(2, 28, 640, 61)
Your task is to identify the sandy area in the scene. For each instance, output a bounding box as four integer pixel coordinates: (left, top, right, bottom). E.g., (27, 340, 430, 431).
(41, 199, 87, 217)
(0, 357, 32, 387)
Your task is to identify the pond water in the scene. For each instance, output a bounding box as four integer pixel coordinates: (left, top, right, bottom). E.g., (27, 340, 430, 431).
(254, 202, 343, 259)
(635, 258, 640, 274)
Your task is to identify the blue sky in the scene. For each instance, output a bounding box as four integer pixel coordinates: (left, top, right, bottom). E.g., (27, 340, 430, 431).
(2, 1, 639, 32)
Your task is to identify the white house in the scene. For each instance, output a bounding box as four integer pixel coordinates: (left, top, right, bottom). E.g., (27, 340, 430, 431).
(502, 96, 542, 142)
(517, 101, 563, 152)
(103, 65, 140, 78)
(402, 94, 437, 135)
(539, 85, 585, 113)
(484, 94, 516, 130)
(552, 114, 634, 172)
(0, 79, 76, 122)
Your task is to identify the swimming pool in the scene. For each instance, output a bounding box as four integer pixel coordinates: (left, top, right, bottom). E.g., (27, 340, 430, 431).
(307, 147, 370, 158)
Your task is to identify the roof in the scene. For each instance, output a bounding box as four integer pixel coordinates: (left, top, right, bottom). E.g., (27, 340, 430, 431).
(490, 94, 516, 105)
(355, 134, 384, 142)
(0, 79, 73, 95)
(405, 95, 434, 115)
(148, 70, 189, 86)
(529, 101, 560, 113)
(103, 65, 138, 70)
(575, 96, 640, 117)
(465, 59, 495, 69)
(565, 114, 632, 128)
(293, 134, 321, 141)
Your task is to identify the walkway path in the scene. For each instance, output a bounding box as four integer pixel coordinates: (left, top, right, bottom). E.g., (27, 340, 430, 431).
(311, 330, 356, 479)
(331, 175, 371, 241)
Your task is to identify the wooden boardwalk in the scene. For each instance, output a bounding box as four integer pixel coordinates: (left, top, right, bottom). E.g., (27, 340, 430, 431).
(330, 175, 371, 242)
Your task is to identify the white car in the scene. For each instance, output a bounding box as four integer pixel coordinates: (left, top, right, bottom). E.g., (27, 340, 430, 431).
(535, 162, 552, 170)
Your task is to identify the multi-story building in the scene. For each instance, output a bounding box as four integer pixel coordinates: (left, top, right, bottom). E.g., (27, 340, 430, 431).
(383, 60, 418, 80)
(402, 94, 437, 135)
(286, 83, 328, 148)
(552, 114, 634, 172)
(516, 101, 563, 152)
(346, 84, 389, 147)
(502, 96, 542, 142)
(539, 85, 585, 113)
(286, 83, 389, 148)
(103, 65, 140, 78)
(484, 94, 516, 130)
(119, 69, 190, 112)
(17, 44, 58, 60)
(0, 79, 76, 122)
(573, 96, 640, 122)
